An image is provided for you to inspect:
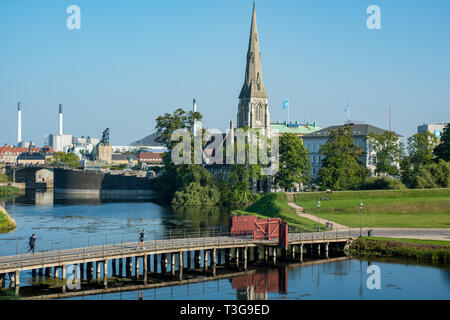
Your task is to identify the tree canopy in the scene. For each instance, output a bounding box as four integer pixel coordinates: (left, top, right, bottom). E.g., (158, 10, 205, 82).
(407, 131, 439, 168)
(48, 152, 80, 169)
(434, 124, 450, 161)
(318, 125, 368, 190)
(275, 133, 311, 190)
(368, 131, 403, 177)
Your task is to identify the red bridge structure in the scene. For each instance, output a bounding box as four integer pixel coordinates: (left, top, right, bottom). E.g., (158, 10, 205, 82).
(229, 215, 289, 249)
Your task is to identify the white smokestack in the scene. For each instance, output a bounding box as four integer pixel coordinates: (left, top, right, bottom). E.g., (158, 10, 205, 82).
(17, 102, 22, 145)
(59, 104, 63, 136)
(193, 98, 197, 113)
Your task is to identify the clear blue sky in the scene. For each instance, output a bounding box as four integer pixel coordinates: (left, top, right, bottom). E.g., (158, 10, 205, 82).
(1, 0, 449, 146)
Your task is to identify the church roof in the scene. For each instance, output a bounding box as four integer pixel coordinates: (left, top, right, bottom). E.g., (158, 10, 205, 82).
(239, 2, 268, 100)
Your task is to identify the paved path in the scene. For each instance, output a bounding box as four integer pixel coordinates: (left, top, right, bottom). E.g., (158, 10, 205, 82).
(288, 202, 348, 230)
(288, 202, 450, 242)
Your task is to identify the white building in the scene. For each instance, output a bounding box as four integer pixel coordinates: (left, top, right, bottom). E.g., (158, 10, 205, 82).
(302, 123, 402, 180)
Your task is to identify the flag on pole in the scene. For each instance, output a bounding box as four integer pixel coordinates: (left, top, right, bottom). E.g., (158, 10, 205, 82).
(282, 100, 289, 110)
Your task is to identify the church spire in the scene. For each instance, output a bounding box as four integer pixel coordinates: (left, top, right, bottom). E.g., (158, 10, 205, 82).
(239, 1, 268, 99)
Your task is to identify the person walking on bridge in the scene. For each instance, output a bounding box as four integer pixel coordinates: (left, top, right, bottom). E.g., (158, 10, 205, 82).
(139, 229, 145, 249)
(27, 234, 36, 253)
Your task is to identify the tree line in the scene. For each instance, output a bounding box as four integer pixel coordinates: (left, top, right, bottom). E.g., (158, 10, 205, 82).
(154, 108, 450, 206)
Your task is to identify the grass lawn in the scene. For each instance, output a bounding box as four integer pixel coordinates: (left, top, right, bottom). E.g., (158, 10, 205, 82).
(294, 188, 450, 228)
(0, 205, 16, 233)
(234, 193, 326, 232)
(362, 237, 450, 246)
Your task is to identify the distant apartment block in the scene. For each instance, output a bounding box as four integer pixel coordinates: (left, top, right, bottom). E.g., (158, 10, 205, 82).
(417, 122, 449, 139)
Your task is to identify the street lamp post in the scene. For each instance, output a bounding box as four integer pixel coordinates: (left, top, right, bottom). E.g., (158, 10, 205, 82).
(317, 200, 321, 232)
(359, 201, 364, 237)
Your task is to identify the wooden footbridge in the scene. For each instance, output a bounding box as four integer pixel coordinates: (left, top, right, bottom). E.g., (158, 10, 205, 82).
(0, 228, 358, 297)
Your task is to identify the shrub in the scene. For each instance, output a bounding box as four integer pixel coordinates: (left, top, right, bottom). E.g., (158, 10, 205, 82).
(358, 176, 407, 190)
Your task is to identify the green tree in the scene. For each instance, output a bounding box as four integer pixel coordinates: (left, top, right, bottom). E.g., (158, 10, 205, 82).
(399, 156, 416, 188)
(415, 160, 450, 189)
(275, 133, 311, 190)
(368, 131, 403, 177)
(407, 131, 439, 168)
(48, 152, 80, 169)
(318, 125, 369, 190)
(155, 108, 202, 151)
(220, 164, 261, 207)
(434, 124, 450, 161)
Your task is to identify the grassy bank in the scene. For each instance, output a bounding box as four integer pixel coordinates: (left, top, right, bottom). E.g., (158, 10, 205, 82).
(294, 188, 450, 228)
(234, 193, 326, 232)
(350, 237, 449, 263)
(0, 205, 16, 233)
(0, 288, 18, 300)
(0, 186, 19, 196)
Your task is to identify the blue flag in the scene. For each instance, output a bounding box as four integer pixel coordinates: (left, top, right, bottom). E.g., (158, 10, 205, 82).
(283, 100, 289, 110)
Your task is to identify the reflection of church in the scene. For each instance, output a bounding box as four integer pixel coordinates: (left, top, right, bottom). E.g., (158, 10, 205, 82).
(231, 267, 288, 300)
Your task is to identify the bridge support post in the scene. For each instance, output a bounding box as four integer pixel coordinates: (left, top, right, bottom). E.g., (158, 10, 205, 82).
(204, 250, 209, 272)
(146, 255, 151, 274)
(55, 266, 61, 278)
(171, 253, 176, 276)
(272, 247, 277, 265)
(324, 243, 329, 259)
(264, 247, 269, 262)
(62, 265, 67, 280)
(96, 261, 101, 279)
(87, 262, 93, 280)
(187, 251, 191, 269)
(194, 251, 201, 269)
(143, 255, 148, 275)
(225, 248, 231, 267)
(212, 248, 217, 268)
(135, 256, 140, 279)
(290, 245, 295, 261)
(80, 263, 85, 280)
(299, 245, 303, 262)
(317, 244, 321, 257)
(253, 246, 259, 262)
(179, 252, 183, 280)
(118, 259, 123, 277)
(243, 247, 248, 270)
(154, 254, 158, 273)
(161, 253, 167, 274)
(32, 269, 36, 278)
(14, 270, 19, 296)
(112, 259, 116, 276)
(103, 260, 108, 287)
(126, 257, 132, 277)
(235, 248, 239, 269)
(217, 248, 222, 266)
(0, 274, 5, 288)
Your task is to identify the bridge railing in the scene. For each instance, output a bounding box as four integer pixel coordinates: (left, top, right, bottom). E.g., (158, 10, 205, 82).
(0, 226, 255, 259)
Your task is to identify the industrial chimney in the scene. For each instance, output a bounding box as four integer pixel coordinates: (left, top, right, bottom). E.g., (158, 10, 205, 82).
(59, 104, 63, 136)
(193, 98, 197, 113)
(17, 102, 22, 145)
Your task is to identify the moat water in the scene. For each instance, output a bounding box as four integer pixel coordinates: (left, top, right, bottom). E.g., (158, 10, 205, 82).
(1, 191, 449, 300)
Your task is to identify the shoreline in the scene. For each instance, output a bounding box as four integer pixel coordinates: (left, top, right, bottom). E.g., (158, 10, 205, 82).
(0, 205, 16, 233)
(349, 237, 449, 263)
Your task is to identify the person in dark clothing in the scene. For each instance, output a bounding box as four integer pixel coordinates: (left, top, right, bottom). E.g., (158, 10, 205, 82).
(27, 234, 36, 253)
(139, 229, 145, 248)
